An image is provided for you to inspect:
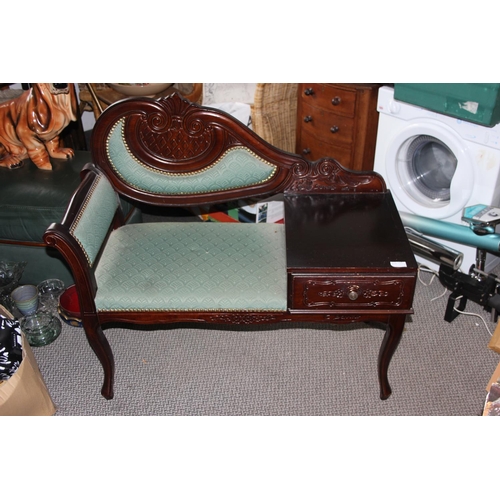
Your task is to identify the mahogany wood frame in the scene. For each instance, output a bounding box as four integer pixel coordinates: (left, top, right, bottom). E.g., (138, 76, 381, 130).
(44, 93, 416, 401)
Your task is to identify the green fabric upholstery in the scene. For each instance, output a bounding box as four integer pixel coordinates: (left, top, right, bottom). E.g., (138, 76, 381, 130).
(107, 119, 277, 195)
(94, 222, 287, 312)
(70, 174, 119, 266)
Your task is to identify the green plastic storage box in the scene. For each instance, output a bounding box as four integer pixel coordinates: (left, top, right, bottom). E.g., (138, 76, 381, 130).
(394, 83, 500, 127)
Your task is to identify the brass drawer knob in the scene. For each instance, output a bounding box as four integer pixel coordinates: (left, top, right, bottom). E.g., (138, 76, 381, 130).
(331, 96, 341, 105)
(348, 291, 359, 301)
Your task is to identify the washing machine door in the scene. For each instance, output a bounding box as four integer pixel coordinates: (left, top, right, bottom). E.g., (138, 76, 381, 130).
(385, 119, 474, 219)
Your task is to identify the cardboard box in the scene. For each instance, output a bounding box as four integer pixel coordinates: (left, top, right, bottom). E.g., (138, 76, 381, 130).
(488, 320, 500, 354)
(0, 305, 56, 416)
(486, 360, 500, 393)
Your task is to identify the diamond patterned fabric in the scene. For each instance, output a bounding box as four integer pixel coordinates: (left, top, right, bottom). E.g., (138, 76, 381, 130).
(70, 175, 119, 265)
(94, 222, 287, 311)
(107, 120, 277, 195)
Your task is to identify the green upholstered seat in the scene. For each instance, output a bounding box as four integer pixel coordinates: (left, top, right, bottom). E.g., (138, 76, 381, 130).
(94, 222, 287, 312)
(62, 157, 287, 313)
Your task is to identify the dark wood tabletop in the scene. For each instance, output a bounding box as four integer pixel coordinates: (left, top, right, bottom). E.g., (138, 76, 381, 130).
(284, 192, 417, 272)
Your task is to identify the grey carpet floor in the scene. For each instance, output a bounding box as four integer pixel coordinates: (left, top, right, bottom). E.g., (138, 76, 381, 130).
(31, 265, 499, 415)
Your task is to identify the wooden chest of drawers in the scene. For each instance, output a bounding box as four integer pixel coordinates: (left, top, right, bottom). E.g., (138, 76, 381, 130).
(296, 83, 381, 171)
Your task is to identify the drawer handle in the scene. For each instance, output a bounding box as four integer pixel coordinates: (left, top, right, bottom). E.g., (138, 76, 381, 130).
(331, 96, 341, 105)
(304, 115, 312, 123)
(304, 88, 315, 96)
(330, 126, 339, 133)
(302, 148, 311, 155)
(348, 291, 359, 301)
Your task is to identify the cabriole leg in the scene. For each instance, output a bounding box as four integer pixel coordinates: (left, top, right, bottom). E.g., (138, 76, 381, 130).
(82, 318, 115, 399)
(378, 314, 406, 400)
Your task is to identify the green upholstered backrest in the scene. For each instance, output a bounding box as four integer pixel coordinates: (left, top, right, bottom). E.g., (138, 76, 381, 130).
(70, 174, 119, 266)
(91, 93, 387, 207)
(106, 119, 277, 196)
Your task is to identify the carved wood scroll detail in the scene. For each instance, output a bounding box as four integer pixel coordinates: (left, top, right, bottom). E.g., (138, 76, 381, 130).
(137, 115, 213, 160)
(303, 278, 405, 309)
(122, 94, 229, 174)
(286, 158, 386, 194)
(213, 313, 283, 324)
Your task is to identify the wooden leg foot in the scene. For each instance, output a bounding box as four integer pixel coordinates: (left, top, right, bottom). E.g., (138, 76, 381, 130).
(378, 315, 406, 400)
(83, 319, 115, 400)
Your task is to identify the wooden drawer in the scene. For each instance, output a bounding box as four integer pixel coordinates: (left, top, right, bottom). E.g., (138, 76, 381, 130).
(300, 84, 357, 118)
(300, 101, 355, 147)
(298, 128, 352, 165)
(290, 274, 415, 311)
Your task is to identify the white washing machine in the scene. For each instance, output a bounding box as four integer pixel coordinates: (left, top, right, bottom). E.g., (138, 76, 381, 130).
(373, 85, 500, 273)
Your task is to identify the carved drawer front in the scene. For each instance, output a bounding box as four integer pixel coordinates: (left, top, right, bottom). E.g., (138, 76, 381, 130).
(301, 84, 357, 117)
(291, 275, 414, 310)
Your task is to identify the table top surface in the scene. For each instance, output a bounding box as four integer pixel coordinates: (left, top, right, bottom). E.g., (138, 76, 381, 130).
(284, 192, 417, 272)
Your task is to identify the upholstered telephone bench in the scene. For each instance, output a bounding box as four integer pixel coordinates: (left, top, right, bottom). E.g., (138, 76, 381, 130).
(44, 93, 418, 401)
(0, 152, 141, 285)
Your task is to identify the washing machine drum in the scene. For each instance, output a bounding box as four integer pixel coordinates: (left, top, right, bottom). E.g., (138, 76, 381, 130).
(387, 126, 474, 219)
(402, 135, 457, 203)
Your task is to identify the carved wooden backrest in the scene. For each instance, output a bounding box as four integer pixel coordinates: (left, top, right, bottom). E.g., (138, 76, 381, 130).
(91, 92, 386, 205)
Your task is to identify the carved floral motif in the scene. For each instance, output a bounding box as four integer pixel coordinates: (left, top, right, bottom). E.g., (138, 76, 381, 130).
(212, 313, 283, 324)
(303, 279, 405, 308)
(287, 158, 385, 194)
(136, 95, 214, 161)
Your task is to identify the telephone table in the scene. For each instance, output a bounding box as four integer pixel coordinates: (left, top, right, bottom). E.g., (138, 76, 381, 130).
(284, 192, 418, 399)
